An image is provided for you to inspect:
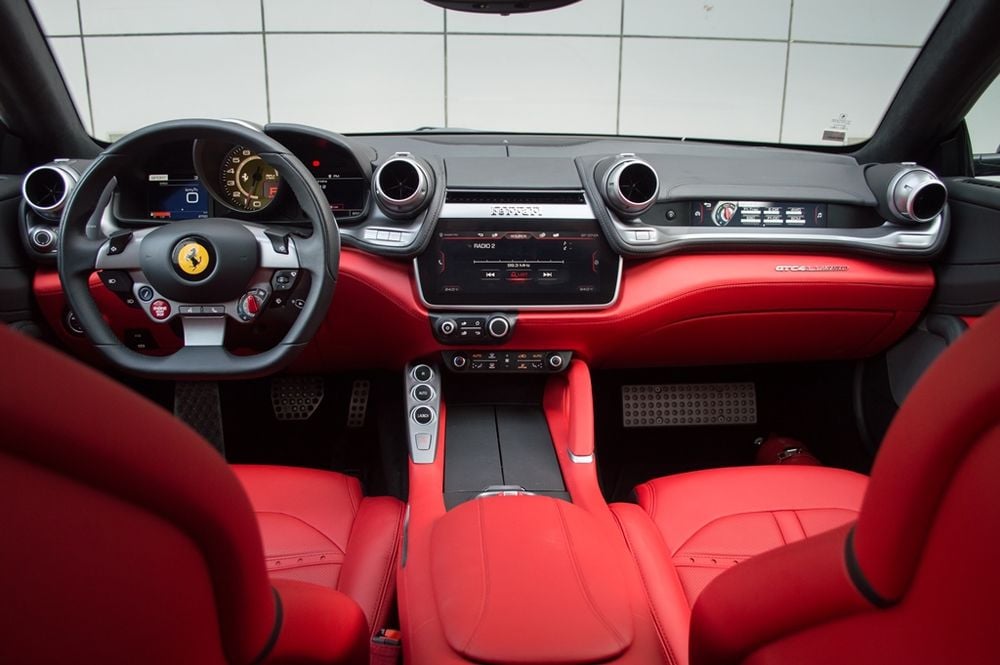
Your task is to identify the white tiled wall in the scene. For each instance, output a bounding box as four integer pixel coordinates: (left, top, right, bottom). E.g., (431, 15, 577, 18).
(33, 0, 993, 148)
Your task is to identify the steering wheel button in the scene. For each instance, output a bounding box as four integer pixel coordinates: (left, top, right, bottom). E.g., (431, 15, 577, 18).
(107, 231, 132, 255)
(137, 286, 154, 302)
(150, 299, 171, 320)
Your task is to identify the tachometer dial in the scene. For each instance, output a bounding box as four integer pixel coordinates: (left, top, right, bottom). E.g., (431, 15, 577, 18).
(219, 146, 281, 212)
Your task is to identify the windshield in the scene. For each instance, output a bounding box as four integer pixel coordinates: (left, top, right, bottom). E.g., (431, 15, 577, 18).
(32, 0, 949, 146)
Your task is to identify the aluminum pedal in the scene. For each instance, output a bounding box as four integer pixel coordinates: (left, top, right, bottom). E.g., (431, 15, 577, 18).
(622, 382, 757, 427)
(271, 376, 324, 421)
(346, 379, 371, 428)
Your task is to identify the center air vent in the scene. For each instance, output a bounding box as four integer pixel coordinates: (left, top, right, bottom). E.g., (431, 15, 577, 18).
(374, 153, 433, 218)
(600, 155, 658, 216)
(22, 165, 76, 220)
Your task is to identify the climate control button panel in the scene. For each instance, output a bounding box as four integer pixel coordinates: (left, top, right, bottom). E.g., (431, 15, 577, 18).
(443, 350, 571, 373)
(430, 312, 515, 344)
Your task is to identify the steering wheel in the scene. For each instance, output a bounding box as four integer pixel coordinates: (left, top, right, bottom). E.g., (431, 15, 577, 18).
(58, 119, 339, 378)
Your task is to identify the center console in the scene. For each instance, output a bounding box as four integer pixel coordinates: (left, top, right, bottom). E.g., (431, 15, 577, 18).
(397, 357, 674, 664)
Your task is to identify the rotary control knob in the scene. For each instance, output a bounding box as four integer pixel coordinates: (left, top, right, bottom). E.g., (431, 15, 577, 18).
(547, 353, 565, 370)
(452, 354, 468, 370)
(237, 289, 268, 321)
(31, 227, 56, 251)
(439, 319, 457, 336)
(487, 315, 510, 339)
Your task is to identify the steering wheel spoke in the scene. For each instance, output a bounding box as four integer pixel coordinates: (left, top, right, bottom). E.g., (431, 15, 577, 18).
(181, 315, 227, 347)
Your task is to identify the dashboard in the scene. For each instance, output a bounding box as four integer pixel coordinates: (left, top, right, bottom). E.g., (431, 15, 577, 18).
(22, 124, 949, 332)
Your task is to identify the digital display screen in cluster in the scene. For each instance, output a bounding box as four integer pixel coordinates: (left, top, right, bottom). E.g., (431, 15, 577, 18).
(146, 174, 209, 221)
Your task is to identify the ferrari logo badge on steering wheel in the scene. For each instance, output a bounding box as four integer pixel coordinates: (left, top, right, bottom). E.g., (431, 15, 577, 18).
(175, 240, 210, 277)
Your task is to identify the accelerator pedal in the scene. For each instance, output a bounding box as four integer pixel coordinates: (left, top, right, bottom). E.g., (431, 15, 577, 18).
(271, 376, 324, 421)
(347, 379, 371, 428)
(174, 381, 225, 454)
(622, 382, 757, 428)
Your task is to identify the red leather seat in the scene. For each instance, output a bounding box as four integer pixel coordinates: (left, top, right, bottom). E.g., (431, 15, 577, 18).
(0, 324, 402, 665)
(617, 306, 1000, 665)
(632, 465, 867, 605)
(233, 465, 404, 640)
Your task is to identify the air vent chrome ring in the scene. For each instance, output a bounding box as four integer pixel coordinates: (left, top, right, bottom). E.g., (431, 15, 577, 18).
(374, 153, 432, 218)
(888, 167, 947, 223)
(602, 155, 659, 216)
(22, 165, 77, 220)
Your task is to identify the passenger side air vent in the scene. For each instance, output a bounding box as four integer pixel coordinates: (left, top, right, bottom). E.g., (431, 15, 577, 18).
(445, 191, 585, 205)
(599, 154, 659, 217)
(373, 153, 434, 218)
(865, 163, 947, 224)
(22, 165, 76, 220)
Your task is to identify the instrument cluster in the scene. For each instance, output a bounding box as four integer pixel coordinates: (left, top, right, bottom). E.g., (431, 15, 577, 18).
(113, 127, 371, 225)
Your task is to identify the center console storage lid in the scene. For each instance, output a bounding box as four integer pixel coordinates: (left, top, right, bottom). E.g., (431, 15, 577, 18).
(431, 495, 634, 664)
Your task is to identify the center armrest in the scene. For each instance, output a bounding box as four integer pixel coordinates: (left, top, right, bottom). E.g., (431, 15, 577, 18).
(430, 495, 634, 664)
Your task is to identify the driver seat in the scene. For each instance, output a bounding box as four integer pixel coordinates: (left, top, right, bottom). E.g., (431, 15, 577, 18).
(0, 324, 403, 665)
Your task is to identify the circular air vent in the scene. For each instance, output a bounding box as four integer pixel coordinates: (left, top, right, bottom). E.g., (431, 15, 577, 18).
(22, 165, 76, 219)
(889, 168, 947, 223)
(602, 156, 658, 216)
(374, 153, 432, 218)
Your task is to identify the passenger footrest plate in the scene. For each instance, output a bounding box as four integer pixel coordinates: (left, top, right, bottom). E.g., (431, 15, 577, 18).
(271, 376, 324, 421)
(622, 382, 757, 427)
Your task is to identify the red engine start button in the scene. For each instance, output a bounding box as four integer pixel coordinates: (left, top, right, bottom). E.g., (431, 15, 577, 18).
(150, 299, 171, 320)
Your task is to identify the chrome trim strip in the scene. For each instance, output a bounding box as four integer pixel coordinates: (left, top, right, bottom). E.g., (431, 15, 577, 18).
(568, 451, 594, 464)
(440, 201, 596, 220)
(614, 214, 944, 254)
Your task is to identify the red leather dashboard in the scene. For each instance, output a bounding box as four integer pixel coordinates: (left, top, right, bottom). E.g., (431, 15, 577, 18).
(34, 249, 933, 370)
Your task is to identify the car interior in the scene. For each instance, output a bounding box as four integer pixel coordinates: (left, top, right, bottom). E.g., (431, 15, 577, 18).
(1, 0, 999, 663)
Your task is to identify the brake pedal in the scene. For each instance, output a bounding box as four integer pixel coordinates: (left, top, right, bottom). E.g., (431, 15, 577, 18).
(174, 381, 225, 454)
(271, 376, 324, 421)
(347, 379, 371, 428)
(622, 382, 757, 427)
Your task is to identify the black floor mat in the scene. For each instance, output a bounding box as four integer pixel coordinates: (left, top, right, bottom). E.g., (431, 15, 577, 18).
(594, 361, 873, 503)
(219, 372, 405, 499)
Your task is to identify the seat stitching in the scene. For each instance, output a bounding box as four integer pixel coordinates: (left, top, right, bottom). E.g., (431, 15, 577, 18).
(463, 500, 491, 653)
(671, 506, 859, 554)
(611, 509, 679, 665)
(254, 510, 347, 555)
(365, 501, 404, 635)
(772, 512, 787, 545)
(792, 509, 807, 536)
(345, 474, 360, 516)
(555, 502, 627, 648)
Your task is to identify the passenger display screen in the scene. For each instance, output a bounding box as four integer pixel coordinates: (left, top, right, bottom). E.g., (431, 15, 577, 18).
(416, 219, 619, 307)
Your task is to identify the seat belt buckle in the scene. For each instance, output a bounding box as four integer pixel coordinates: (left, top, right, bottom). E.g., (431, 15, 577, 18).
(371, 629, 402, 665)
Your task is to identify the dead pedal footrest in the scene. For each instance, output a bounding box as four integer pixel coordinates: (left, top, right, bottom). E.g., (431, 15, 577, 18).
(271, 376, 324, 421)
(622, 382, 757, 427)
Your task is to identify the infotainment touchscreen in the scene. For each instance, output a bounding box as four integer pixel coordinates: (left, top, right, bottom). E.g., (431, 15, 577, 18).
(415, 219, 620, 308)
